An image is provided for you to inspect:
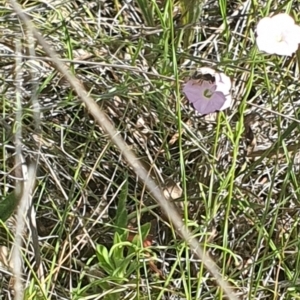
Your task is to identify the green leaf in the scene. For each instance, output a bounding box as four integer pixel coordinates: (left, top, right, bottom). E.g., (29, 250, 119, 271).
(115, 176, 128, 235)
(112, 252, 136, 278)
(127, 222, 151, 257)
(111, 232, 125, 263)
(135, 0, 155, 27)
(0, 192, 20, 222)
(96, 244, 114, 274)
(130, 223, 151, 247)
(110, 239, 134, 268)
(139, 222, 151, 241)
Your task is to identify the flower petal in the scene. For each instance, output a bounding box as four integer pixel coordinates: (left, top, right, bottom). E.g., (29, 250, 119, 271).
(256, 36, 279, 55)
(215, 72, 231, 94)
(272, 13, 295, 27)
(192, 91, 226, 115)
(183, 80, 206, 104)
(256, 17, 273, 36)
(198, 67, 216, 76)
(275, 40, 299, 56)
(219, 93, 232, 111)
(286, 24, 300, 44)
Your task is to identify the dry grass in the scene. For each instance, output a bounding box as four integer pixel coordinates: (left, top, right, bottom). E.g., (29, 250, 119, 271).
(1, 0, 300, 299)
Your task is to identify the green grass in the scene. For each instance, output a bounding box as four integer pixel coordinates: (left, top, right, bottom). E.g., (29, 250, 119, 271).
(1, 0, 300, 299)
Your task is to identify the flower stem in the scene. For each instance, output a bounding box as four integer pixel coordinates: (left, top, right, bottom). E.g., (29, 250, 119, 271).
(296, 45, 300, 75)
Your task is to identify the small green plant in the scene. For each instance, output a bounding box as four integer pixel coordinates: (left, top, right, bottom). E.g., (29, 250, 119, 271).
(94, 222, 151, 299)
(75, 180, 152, 299)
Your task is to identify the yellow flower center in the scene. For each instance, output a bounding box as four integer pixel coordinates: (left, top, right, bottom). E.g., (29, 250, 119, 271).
(276, 33, 284, 42)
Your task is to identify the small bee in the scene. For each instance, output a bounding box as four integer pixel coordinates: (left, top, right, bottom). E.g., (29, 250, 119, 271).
(192, 71, 215, 85)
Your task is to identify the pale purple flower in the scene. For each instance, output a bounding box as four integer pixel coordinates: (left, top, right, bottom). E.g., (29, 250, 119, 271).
(183, 67, 232, 115)
(256, 13, 300, 56)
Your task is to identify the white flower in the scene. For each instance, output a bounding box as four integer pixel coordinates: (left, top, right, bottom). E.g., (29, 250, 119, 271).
(256, 13, 300, 56)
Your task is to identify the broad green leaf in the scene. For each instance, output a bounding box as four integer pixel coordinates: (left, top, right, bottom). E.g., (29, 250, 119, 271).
(0, 192, 20, 222)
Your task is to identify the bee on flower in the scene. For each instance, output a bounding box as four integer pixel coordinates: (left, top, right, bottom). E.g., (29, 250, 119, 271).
(183, 67, 232, 115)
